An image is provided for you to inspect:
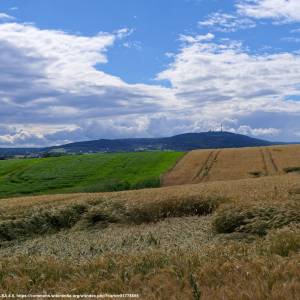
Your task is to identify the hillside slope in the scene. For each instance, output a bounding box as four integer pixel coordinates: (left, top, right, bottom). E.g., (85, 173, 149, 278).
(163, 145, 300, 186)
(0, 151, 183, 198)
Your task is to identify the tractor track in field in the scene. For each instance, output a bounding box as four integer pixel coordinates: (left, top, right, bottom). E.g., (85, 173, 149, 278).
(193, 150, 221, 183)
(260, 148, 280, 176)
(265, 148, 279, 173)
(192, 151, 214, 181)
(260, 149, 268, 176)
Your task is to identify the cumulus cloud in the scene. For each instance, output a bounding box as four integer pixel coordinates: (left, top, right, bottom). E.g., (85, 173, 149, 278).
(232, 125, 282, 137)
(0, 21, 180, 146)
(157, 34, 300, 141)
(237, 0, 300, 23)
(157, 36, 300, 105)
(0, 125, 47, 147)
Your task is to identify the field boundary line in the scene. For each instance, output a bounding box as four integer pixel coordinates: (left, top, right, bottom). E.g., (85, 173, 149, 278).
(160, 152, 189, 185)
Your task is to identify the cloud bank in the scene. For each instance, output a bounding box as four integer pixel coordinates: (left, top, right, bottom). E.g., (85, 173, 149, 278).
(0, 11, 300, 146)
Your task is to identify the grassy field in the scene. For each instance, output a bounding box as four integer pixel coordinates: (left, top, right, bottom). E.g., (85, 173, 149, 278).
(0, 151, 184, 198)
(1, 146, 300, 299)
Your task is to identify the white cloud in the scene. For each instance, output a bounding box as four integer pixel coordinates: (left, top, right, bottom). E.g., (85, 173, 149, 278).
(281, 36, 300, 43)
(199, 12, 256, 32)
(237, 0, 300, 23)
(158, 37, 300, 107)
(231, 125, 282, 137)
(0, 13, 15, 21)
(0, 22, 180, 146)
(179, 33, 215, 43)
(157, 35, 300, 141)
(123, 40, 142, 51)
(291, 28, 300, 33)
(0, 22, 125, 89)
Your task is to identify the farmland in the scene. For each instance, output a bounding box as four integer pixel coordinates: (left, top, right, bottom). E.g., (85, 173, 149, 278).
(0, 151, 184, 198)
(0, 145, 300, 299)
(162, 145, 300, 186)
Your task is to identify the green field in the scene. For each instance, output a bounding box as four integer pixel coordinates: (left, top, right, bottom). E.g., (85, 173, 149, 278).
(0, 152, 184, 198)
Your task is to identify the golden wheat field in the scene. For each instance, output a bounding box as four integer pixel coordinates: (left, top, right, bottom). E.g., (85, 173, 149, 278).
(1, 145, 300, 299)
(162, 145, 300, 186)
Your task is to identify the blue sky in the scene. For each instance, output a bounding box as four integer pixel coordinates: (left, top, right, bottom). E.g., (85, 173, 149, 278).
(0, 0, 228, 84)
(1, 0, 300, 146)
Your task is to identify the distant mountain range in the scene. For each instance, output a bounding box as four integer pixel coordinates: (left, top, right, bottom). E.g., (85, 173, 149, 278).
(0, 131, 284, 158)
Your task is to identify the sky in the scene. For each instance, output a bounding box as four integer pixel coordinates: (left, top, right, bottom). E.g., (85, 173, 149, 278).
(1, 0, 300, 147)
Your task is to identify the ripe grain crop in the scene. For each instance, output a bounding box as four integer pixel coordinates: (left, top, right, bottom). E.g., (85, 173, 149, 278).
(270, 144, 300, 172)
(162, 149, 213, 186)
(163, 145, 300, 186)
(0, 239, 299, 299)
(0, 145, 300, 299)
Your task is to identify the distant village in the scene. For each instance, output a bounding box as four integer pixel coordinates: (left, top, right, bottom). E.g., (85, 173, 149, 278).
(0, 149, 84, 160)
(0, 147, 162, 160)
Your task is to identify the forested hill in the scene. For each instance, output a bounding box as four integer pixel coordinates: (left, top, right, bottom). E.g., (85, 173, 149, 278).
(0, 131, 278, 157)
(48, 131, 274, 153)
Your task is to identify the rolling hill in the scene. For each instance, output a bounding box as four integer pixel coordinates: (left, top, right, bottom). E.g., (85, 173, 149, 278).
(48, 131, 274, 153)
(0, 131, 277, 157)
